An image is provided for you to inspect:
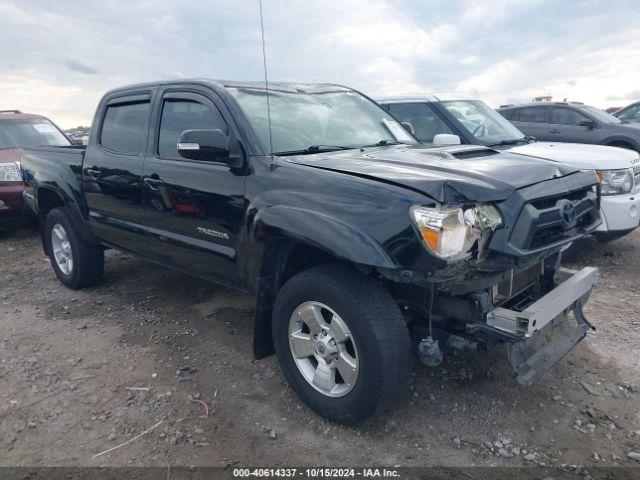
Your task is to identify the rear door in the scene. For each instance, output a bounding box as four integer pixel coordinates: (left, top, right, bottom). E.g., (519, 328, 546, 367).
(83, 91, 154, 253)
(509, 106, 550, 140)
(141, 88, 246, 287)
(548, 106, 598, 143)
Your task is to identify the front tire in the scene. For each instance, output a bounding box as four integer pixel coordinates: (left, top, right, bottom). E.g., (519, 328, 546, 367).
(272, 264, 411, 424)
(45, 208, 104, 289)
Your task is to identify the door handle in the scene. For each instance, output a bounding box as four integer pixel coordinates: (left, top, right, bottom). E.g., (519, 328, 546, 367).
(144, 177, 165, 190)
(549, 128, 560, 134)
(86, 168, 101, 178)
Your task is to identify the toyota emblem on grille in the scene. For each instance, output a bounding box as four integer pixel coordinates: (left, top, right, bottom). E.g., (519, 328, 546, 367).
(560, 200, 576, 225)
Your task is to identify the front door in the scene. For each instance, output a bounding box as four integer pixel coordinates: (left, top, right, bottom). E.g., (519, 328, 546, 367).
(83, 92, 154, 254)
(548, 107, 598, 144)
(141, 89, 247, 287)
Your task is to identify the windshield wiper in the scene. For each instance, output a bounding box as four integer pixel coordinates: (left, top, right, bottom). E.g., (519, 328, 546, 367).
(489, 138, 529, 147)
(359, 140, 406, 148)
(274, 145, 354, 156)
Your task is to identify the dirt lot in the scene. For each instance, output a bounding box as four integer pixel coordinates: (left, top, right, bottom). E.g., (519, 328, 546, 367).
(1, 226, 639, 469)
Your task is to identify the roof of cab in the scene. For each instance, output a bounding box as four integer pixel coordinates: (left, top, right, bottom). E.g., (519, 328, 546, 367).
(377, 93, 476, 104)
(104, 79, 352, 96)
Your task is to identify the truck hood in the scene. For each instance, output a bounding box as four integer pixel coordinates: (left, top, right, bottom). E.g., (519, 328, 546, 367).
(0, 148, 22, 165)
(285, 144, 579, 203)
(509, 142, 640, 170)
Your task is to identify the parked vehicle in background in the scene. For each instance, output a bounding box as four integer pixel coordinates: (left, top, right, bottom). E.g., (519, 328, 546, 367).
(21, 80, 601, 424)
(613, 101, 640, 124)
(0, 110, 71, 231)
(497, 102, 640, 152)
(605, 106, 622, 114)
(379, 95, 640, 242)
(65, 127, 92, 145)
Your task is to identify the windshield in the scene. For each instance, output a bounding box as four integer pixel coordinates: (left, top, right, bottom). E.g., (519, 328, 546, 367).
(229, 87, 416, 154)
(440, 100, 525, 144)
(582, 105, 622, 124)
(0, 119, 71, 149)
(615, 103, 640, 121)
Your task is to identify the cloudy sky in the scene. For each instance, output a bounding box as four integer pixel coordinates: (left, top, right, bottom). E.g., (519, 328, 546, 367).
(1, 0, 639, 128)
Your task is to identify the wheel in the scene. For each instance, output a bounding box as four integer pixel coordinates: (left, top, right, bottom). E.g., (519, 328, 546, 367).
(44, 208, 104, 289)
(272, 264, 412, 424)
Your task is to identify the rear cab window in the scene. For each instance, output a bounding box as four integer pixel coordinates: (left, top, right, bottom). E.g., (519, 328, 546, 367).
(100, 98, 151, 154)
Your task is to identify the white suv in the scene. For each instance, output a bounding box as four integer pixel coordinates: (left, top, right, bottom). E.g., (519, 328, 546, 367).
(379, 95, 640, 241)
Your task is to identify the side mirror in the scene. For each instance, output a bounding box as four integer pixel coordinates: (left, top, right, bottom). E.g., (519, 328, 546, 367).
(579, 119, 596, 129)
(177, 129, 230, 161)
(401, 122, 415, 135)
(433, 133, 461, 147)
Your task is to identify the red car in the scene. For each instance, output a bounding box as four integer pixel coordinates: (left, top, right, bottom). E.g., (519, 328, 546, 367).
(0, 110, 72, 231)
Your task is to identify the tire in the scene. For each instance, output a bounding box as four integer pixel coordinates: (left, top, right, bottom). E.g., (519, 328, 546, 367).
(272, 264, 412, 424)
(44, 207, 104, 289)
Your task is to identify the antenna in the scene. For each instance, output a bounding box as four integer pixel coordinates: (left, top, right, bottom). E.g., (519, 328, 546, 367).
(258, 0, 273, 156)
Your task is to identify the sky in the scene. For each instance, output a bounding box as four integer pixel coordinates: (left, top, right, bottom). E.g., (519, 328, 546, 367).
(1, 0, 639, 128)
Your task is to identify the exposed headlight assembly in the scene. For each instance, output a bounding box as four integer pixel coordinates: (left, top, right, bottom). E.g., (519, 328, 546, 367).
(0, 162, 21, 182)
(410, 204, 502, 261)
(596, 168, 634, 195)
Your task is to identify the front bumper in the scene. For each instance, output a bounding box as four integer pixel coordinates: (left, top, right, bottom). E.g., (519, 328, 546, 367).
(485, 267, 598, 384)
(0, 182, 29, 230)
(596, 191, 640, 232)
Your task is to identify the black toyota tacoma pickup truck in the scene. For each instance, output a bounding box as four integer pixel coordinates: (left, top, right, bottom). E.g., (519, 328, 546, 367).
(20, 80, 600, 424)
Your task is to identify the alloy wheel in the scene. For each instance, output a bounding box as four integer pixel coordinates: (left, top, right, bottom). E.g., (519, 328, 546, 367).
(288, 301, 359, 397)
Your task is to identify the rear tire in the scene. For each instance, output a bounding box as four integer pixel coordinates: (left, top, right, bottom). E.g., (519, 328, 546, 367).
(44, 208, 104, 289)
(272, 264, 412, 424)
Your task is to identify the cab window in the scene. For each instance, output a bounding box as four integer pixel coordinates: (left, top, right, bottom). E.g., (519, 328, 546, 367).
(158, 99, 228, 160)
(100, 101, 150, 154)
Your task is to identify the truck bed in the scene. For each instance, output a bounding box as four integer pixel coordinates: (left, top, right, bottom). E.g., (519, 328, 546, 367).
(20, 145, 87, 217)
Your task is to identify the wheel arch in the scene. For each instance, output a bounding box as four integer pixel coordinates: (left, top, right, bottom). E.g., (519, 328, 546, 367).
(248, 206, 397, 359)
(36, 185, 98, 254)
(601, 136, 639, 150)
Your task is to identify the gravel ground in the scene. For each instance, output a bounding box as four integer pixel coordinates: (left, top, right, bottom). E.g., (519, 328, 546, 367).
(0, 226, 639, 469)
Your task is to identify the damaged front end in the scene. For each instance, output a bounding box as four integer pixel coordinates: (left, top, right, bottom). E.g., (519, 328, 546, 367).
(393, 171, 602, 385)
(483, 266, 597, 384)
